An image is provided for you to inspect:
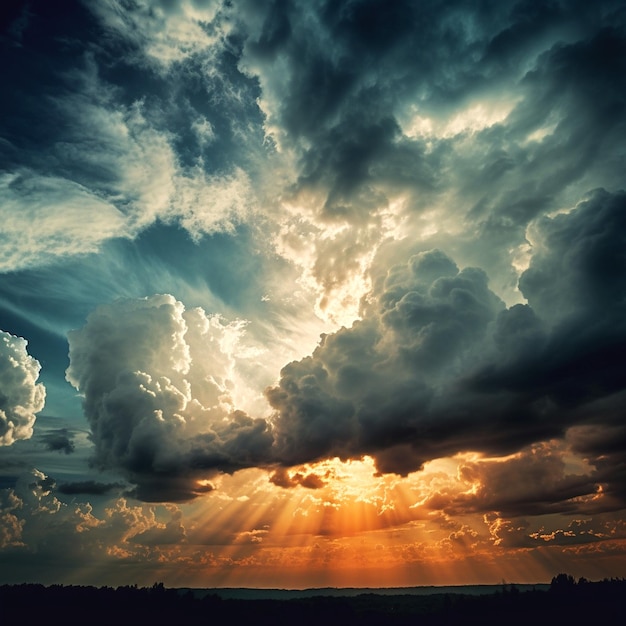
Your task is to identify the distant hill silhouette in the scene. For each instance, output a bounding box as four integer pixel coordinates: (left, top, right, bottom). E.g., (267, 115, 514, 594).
(1, 575, 625, 625)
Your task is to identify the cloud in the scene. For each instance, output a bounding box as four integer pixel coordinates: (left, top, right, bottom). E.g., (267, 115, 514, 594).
(239, 0, 625, 208)
(0, 171, 127, 273)
(3, 0, 626, 590)
(1, 19, 260, 274)
(428, 441, 601, 518)
(0, 468, 187, 571)
(0, 80, 172, 273)
(267, 188, 626, 486)
(267, 249, 507, 471)
(39, 428, 76, 455)
(56, 481, 124, 496)
(85, 0, 224, 70)
(65, 294, 273, 501)
(476, 189, 626, 409)
(60, 183, 626, 512)
(0, 330, 46, 446)
(56, 68, 255, 230)
(49, 72, 256, 239)
(235, 0, 626, 314)
(269, 467, 326, 490)
(21, 2, 618, 516)
(521, 189, 626, 322)
(130, 505, 186, 546)
(173, 166, 254, 239)
(566, 419, 626, 513)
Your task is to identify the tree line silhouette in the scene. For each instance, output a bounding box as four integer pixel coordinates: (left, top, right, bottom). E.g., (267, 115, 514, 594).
(1, 575, 624, 625)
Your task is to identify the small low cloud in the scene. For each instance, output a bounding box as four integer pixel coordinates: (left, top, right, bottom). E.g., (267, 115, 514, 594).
(39, 428, 75, 455)
(269, 467, 326, 490)
(56, 481, 125, 497)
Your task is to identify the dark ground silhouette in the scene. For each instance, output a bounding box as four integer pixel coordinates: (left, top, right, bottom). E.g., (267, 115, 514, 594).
(1, 575, 624, 625)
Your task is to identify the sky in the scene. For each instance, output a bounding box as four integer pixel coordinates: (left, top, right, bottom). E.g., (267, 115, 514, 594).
(1, 0, 626, 589)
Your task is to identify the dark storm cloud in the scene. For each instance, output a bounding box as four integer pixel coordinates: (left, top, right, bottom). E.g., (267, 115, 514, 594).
(520, 189, 626, 322)
(564, 410, 626, 513)
(242, 0, 446, 214)
(267, 249, 509, 472)
(467, 18, 626, 248)
(266, 190, 626, 487)
(229, 0, 626, 322)
(426, 442, 602, 518)
(482, 189, 626, 407)
(240, 0, 625, 216)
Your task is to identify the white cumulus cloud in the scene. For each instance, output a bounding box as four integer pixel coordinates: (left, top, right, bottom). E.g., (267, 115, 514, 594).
(0, 330, 46, 446)
(66, 294, 272, 501)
